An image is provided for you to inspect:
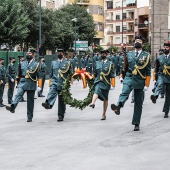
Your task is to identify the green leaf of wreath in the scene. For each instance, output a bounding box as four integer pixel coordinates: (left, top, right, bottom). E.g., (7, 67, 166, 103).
(60, 73, 94, 110)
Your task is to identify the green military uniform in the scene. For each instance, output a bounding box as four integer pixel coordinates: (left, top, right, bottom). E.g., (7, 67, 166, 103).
(80, 56, 86, 69)
(86, 56, 93, 74)
(42, 58, 72, 120)
(38, 59, 46, 97)
(72, 56, 79, 71)
(16, 56, 26, 102)
(113, 50, 151, 126)
(6, 61, 17, 104)
(94, 60, 115, 101)
(151, 50, 170, 117)
(118, 54, 124, 75)
(6, 58, 42, 121)
(0, 59, 6, 107)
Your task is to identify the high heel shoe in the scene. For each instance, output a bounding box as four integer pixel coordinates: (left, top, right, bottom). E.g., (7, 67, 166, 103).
(89, 104, 95, 108)
(101, 116, 106, 120)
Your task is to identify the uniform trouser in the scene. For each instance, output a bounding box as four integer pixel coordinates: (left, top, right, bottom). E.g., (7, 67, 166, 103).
(161, 84, 165, 96)
(0, 84, 5, 104)
(12, 87, 35, 120)
(116, 66, 120, 75)
(7, 81, 15, 104)
(46, 84, 65, 119)
(154, 76, 164, 97)
(38, 74, 45, 95)
(162, 83, 170, 113)
(117, 83, 144, 125)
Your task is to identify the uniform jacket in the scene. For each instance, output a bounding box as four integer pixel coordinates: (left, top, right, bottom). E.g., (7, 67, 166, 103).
(155, 54, 170, 83)
(6, 63, 17, 81)
(123, 50, 151, 89)
(50, 59, 72, 90)
(0, 65, 6, 84)
(17, 59, 41, 90)
(39, 62, 46, 76)
(94, 60, 115, 90)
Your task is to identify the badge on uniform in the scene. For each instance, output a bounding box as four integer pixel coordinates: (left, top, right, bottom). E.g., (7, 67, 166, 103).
(139, 56, 146, 64)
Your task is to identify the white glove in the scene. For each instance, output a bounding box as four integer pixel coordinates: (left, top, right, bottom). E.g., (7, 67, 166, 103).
(37, 87, 42, 92)
(120, 77, 124, 83)
(11, 78, 14, 82)
(0, 80, 3, 84)
(143, 86, 148, 91)
(111, 86, 115, 90)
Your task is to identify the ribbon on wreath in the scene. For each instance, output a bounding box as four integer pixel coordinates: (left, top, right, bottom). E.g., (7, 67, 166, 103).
(72, 68, 93, 88)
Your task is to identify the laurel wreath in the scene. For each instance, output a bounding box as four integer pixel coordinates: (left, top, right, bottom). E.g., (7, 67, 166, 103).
(60, 74, 94, 110)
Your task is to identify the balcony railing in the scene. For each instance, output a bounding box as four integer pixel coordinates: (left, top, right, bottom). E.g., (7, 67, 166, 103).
(138, 23, 149, 28)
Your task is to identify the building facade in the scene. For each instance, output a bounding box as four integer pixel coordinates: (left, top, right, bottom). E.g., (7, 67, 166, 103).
(101, 0, 136, 50)
(69, 0, 105, 45)
(151, 0, 170, 58)
(101, 0, 150, 51)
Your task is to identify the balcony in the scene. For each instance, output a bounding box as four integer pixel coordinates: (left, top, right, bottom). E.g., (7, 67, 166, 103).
(138, 23, 149, 29)
(76, 0, 89, 5)
(107, 31, 114, 35)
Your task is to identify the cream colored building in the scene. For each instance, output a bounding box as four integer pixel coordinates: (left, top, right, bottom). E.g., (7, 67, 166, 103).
(69, 0, 105, 45)
(101, 0, 136, 50)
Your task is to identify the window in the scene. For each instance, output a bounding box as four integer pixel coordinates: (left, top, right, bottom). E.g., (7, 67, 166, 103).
(98, 7, 103, 15)
(116, 15, 120, 20)
(135, 19, 138, 26)
(102, 37, 105, 43)
(106, 1, 113, 9)
(116, 1, 120, 8)
(123, 13, 126, 19)
(98, 23, 104, 31)
(116, 26, 120, 32)
(123, 26, 127, 31)
(115, 37, 121, 44)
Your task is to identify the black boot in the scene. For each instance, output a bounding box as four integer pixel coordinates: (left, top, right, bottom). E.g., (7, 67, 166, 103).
(111, 104, 121, 115)
(164, 112, 169, 118)
(6, 105, 15, 113)
(42, 102, 52, 109)
(134, 124, 140, 131)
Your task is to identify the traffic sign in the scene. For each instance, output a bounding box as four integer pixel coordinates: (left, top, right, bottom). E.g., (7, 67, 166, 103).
(73, 41, 88, 48)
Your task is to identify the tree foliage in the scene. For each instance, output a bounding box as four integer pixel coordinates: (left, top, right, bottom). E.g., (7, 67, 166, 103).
(0, 1, 96, 52)
(107, 46, 118, 53)
(0, 0, 31, 50)
(52, 3, 96, 51)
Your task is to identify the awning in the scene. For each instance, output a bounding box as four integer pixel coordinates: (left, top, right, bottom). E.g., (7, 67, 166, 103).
(126, 0, 136, 4)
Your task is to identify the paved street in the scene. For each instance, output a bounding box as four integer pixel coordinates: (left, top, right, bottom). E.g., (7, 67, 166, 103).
(0, 77, 170, 170)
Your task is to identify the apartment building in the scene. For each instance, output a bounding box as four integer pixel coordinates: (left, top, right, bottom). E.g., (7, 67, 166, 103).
(40, 0, 69, 9)
(69, 0, 105, 45)
(101, 0, 136, 50)
(101, 0, 150, 51)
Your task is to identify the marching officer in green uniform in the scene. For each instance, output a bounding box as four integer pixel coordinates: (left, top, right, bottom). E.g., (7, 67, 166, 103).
(16, 55, 26, 102)
(119, 52, 124, 75)
(72, 53, 78, 71)
(42, 49, 72, 122)
(80, 54, 86, 69)
(89, 50, 115, 120)
(86, 53, 93, 74)
(38, 56, 46, 97)
(111, 36, 151, 131)
(6, 49, 42, 122)
(0, 58, 6, 107)
(151, 42, 170, 118)
(6, 57, 17, 104)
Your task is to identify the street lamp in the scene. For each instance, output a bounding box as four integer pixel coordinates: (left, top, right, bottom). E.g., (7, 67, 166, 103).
(71, 18, 77, 52)
(122, 0, 123, 46)
(39, 0, 42, 55)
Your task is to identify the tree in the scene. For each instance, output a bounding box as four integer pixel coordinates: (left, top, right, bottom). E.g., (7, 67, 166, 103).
(143, 43, 151, 53)
(53, 3, 96, 51)
(108, 46, 118, 53)
(0, 0, 31, 50)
